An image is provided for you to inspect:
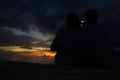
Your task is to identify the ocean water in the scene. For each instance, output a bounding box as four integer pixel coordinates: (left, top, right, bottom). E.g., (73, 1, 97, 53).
(0, 51, 55, 64)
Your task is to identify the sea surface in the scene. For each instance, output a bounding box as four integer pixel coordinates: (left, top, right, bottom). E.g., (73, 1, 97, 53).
(0, 51, 55, 64)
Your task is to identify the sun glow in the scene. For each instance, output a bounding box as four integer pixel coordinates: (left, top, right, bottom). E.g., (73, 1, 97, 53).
(0, 46, 35, 52)
(0, 46, 56, 57)
(33, 51, 56, 57)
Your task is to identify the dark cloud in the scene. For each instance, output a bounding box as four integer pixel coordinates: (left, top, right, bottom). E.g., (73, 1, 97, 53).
(0, 0, 118, 33)
(35, 0, 95, 33)
(0, 16, 28, 31)
(0, 0, 95, 33)
(0, 29, 31, 46)
(0, 0, 120, 47)
(0, 29, 50, 47)
(0, 1, 108, 28)
(20, 46, 33, 50)
(0, 0, 29, 30)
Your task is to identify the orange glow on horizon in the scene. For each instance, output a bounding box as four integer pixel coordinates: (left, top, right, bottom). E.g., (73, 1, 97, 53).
(33, 51, 56, 57)
(0, 46, 56, 64)
(0, 46, 56, 57)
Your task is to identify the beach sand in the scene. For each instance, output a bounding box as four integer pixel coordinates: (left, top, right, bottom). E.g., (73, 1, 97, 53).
(0, 61, 120, 80)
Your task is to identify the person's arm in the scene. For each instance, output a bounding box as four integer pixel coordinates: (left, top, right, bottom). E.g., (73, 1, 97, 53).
(50, 31, 62, 51)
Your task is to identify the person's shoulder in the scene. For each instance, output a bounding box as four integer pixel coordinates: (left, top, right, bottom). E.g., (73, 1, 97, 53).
(58, 28, 67, 33)
(55, 28, 67, 36)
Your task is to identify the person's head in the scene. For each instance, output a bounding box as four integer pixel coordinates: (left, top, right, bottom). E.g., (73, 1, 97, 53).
(85, 9, 99, 25)
(66, 12, 80, 28)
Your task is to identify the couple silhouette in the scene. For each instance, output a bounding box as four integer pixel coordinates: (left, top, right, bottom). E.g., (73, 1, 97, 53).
(51, 9, 114, 68)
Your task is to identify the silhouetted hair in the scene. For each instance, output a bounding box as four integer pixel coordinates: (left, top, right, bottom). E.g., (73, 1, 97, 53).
(66, 12, 80, 28)
(85, 9, 99, 25)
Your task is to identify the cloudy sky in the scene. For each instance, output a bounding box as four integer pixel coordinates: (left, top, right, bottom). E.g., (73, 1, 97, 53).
(0, 0, 120, 63)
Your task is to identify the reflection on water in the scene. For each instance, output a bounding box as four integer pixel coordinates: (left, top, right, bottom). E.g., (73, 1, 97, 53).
(0, 51, 56, 64)
(6, 56, 55, 64)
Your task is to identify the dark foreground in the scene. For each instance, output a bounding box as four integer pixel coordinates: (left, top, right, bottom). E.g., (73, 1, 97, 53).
(0, 61, 120, 80)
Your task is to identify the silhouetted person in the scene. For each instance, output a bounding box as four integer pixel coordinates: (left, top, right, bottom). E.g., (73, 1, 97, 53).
(84, 9, 114, 68)
(51, 12, 91, 66)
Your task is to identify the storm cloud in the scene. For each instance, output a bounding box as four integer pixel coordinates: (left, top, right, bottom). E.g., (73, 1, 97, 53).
(0, 0, 120, 47)
(0, 0, 118, 32)
(0, 29, 50, 47)
(0, 0, 109, 33)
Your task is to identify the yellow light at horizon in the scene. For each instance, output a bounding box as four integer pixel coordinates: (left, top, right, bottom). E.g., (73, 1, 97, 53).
(0, 46, 35, 52)
(44, 51, 56, 57)
(0, 46, 50, 52)
(33, 51, 56, 57)
(32, 47, 50, 51)
(0, 46, 56, 57)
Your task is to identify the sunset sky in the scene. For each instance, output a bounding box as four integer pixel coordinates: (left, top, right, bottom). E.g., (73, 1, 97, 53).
(0, 0, 120, 64)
